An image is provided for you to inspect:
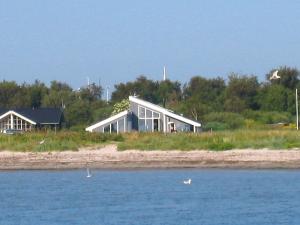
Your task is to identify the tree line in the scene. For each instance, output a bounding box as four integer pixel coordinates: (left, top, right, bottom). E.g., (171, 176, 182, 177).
(0, 66, 299, 130)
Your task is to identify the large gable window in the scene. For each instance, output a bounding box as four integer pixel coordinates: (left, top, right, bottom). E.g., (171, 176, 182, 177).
(0, 114, 33, 132)
(138, 106, 160, 132)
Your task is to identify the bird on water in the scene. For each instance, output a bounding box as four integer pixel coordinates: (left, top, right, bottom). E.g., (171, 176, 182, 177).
(183, 179, 192, 185)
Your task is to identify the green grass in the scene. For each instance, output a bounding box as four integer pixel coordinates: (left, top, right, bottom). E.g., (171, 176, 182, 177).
(1, 129, 300, 152)
(0, 131, 123, 152)
(118, 129, 300, 151)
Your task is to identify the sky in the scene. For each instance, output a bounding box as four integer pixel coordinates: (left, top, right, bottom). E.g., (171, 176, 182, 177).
(1, 0, 300, 91)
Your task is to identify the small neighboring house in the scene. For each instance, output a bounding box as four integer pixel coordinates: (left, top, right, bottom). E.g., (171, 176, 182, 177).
(0, 108, 64, 133)
(86, 96, 201, 133)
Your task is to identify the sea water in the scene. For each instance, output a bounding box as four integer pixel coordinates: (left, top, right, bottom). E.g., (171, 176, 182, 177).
(0, 169, 300, 225)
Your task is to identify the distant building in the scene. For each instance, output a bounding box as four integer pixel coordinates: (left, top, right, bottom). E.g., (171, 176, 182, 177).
(0, 108, 64, 132)
(86, 96, 201, 133)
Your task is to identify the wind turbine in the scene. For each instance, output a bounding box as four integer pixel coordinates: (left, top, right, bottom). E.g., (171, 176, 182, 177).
(106, 86, 110, 103)
(163, 66, 166, 81)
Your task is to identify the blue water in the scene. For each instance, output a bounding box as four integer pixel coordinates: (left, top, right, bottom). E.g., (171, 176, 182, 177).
(0, 169, 300, 225)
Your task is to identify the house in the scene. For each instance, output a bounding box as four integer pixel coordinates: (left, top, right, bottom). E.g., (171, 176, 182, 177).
(86, 96, 201, 133)
(0, 108, 64, 133)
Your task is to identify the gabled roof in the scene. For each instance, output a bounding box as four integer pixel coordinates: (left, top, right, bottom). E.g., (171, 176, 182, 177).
(86, 110, 128, 132)
(15, 108, 63, 124)
(0, 108, 63, 124)
(129, 96, 201, 127)
(0, 110, 37, 125)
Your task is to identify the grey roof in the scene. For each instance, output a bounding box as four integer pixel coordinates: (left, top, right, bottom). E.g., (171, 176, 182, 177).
(0, 108, 7, 115)
(0, 108, 63, 124)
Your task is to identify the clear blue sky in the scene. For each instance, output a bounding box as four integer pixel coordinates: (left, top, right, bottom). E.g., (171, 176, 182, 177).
(1, 0, 300, 90)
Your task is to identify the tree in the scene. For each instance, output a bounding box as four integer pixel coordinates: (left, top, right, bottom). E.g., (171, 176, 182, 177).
(180, 96, 212, 120)
(78, 83, 103, 103)
(10, 83, 32, 107)
(0, 81, 20, 108)
(267, 66, 299, 89)
(28, 80, 48, 108)
(111, 76, 159, 103)
(111, 99, 130, 115)
(64, 99, 92, 127)
(42, 81, 73, 108)
(157, 80, 181, 108)
(258, 84, 288, 112)
(224, 74, 259, 112)
(182, 76, 225, 117)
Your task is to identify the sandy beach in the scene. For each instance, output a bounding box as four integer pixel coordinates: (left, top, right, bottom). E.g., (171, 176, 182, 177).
(0, 145, 300, 169)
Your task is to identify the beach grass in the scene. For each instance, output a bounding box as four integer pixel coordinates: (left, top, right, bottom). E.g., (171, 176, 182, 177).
(1, 129, 300, 151)
(0, 131, 123, 152)
(117, 129, 300, 151)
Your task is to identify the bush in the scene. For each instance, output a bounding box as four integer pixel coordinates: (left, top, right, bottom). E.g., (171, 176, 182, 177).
(202, 122, 229, 131)
(242, 110, 292, 124)
(203, 112, 245, 129)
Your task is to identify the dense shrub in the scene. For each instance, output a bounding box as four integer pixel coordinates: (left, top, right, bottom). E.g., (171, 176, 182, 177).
(203, 112, 245, 129)
(202, 122, 229, 131)
(242, 110, 292, 124)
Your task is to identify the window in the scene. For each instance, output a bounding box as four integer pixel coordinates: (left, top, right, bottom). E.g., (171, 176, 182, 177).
(139, 107, 145, 118)
(146, 119, 152, 131)
(104, 125, 110, 132)
(153, 112, 159, 118)
(146, 109, 152, 118)
(118, 118, 125, 132)
(154, 119, 159, 131)
(103, 116, 127, 133)
(111, 122, 117, 133)
(138, 106, 160, 132)
(138, 119, 146, 131)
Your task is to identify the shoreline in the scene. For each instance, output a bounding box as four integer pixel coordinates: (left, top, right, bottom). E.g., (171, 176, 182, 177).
(1, 145, 300, 170)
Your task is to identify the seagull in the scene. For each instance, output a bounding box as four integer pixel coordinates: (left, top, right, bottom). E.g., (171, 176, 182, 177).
(183, 178, 192, 185)
(39, 139, 45, 145)
(86, 168, 92, 178)
(269, 70, 280, 80)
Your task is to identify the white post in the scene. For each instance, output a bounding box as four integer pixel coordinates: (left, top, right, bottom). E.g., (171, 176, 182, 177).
(296, 88, 298, 130)
(163, 114, 166, 133)
(124, 117, 126, 132)
(10, 114, 13, 129)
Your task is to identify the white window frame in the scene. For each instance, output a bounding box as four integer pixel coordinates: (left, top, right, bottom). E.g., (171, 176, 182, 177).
(138, 106, 160, 132)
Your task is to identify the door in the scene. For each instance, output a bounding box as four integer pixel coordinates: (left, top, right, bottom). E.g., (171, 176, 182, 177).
(153, 119, 159, 131)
